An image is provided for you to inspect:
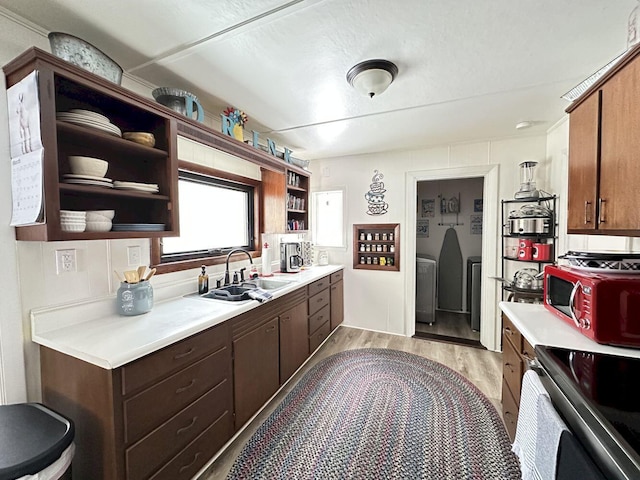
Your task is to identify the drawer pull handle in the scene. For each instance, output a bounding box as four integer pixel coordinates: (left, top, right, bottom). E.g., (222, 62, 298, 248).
(317, 297, 323, 303)
(176, 379, 196, 394)
(174, 347, 195, 360)
(265, 325, 276, 333)
(504, 327, 513, 334)
(176, 416, 198, 435)
(317, 316, 324, 322)
(522, 352, 534, 361)
(504, 362, 514, 372)
(178, 451, 202, 474)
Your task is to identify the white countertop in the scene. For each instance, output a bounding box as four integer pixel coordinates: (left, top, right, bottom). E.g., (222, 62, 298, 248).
(32, 265, 343, 370)
(499, 302, 640, 359)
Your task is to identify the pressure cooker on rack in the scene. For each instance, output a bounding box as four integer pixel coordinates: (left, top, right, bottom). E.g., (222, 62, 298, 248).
(507, 204, 552, 235)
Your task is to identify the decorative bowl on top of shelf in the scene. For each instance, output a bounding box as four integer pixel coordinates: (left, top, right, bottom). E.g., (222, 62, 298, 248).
(48, 32, 123, 84)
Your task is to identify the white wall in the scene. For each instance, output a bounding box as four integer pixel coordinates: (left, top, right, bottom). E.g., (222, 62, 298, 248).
(310, 136, 548, 343)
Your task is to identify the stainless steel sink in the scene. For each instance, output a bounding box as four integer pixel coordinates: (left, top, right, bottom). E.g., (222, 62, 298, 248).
(185, 278, 293, 303)
(200, 285, 255, 302)
(240, 278, 293, 291)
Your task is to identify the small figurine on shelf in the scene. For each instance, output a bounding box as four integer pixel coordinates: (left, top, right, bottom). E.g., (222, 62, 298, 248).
(222, 107, 248, 141)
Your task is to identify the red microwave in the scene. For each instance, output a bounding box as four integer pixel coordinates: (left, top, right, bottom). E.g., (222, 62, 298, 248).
(543, 264, 640, 347)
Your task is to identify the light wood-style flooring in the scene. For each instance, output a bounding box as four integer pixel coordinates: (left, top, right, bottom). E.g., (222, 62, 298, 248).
(415, 310, 481, 342)
(198, 325, 503, 480)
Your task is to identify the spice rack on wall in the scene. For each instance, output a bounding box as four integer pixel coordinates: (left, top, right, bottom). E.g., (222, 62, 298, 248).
(353, 223, 400, 271)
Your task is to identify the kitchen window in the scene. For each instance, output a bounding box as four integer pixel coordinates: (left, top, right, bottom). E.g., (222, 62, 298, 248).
(311, 189, 345, 248)
(151, 162, 260, 271)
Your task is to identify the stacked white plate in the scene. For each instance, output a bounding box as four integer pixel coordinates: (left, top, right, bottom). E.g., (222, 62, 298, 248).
(62, 173, 113, 188)
(113, 181, 159, 193)
(60, 210, 86, 232)
(57, 109, 122, 137)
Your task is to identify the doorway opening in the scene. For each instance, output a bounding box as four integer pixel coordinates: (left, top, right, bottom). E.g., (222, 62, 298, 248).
(404, 165, 500, 352)
(414, 177, 483, 347)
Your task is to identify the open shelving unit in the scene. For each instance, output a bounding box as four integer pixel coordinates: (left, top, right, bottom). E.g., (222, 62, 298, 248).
(500, 195, 557, 302)
(353, 223, 400, 271)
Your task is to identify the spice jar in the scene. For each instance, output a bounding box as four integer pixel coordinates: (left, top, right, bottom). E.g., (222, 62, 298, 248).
(390, 245, 395, 253)
(360, 232, 365, 241)
(366, 233, 373, 241)
(374, 233, 380, 241)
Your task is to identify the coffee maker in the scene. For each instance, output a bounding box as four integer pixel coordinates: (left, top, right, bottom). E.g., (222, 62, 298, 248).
(280, 242, 303, 272)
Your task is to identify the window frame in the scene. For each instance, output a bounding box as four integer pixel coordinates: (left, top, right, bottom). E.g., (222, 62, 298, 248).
(151, 160, 262, 274)
(311, 187, 347, 249)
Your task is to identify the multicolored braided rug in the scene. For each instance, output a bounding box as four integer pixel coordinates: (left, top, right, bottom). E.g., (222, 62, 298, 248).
(227, 348, 521, 480)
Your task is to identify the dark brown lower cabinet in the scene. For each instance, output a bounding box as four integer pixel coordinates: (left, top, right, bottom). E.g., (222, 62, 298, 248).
(279, 299, 309, 383)
(330, 278, 344, 331)
(39, 321, 233, 480)
(232, 316, 280, 428)
(37, 269, 345, 478)
(501, 313, 535, 441)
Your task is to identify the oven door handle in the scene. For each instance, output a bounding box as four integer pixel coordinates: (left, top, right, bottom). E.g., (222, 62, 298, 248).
(568, 280, 582, 328)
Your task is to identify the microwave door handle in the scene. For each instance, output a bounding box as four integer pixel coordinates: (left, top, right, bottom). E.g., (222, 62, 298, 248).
(568, 281, 582, 328)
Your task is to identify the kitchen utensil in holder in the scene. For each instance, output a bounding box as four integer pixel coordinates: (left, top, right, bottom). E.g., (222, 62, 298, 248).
(117, 281, 153, 316)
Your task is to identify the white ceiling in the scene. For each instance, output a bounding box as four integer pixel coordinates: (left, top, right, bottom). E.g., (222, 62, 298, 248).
(0, 0, 636, 159)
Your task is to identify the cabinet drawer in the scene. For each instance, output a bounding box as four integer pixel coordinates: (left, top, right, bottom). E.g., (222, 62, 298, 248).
(124, 347, 230, 444)
(149, 410, 233, 480)
(309, 320, 330, 352)
(308, 288, 330, 316)
(502, 382, 519, 442)
(522, 337, 535, 363)
(126, 380, 231, 480)
(308, 304, 330, 335)
(122, 323, 229, 395)
(330, 270, 343, 283)
(502, 315, 522, 353)
(502, 338, 523, 406)
(308, 277, 330, 297)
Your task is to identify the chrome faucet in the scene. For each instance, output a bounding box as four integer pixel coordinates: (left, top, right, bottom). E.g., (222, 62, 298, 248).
(224, 248, 253, 286)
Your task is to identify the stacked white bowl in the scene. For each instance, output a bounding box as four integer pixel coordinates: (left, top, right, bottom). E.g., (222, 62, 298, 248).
(86, 210, 115, 232)
(60, 210, 86, 232)
(68, 156, 108, 177)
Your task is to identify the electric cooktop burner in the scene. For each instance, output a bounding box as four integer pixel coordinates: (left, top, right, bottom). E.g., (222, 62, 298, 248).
(536, 345, 640, 478)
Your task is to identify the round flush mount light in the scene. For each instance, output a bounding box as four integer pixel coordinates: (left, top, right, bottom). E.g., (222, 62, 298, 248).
(515, 121, 533, 130)
(346, 59, 398, 98)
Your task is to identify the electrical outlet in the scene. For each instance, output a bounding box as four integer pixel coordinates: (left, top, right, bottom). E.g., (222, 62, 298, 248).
(127, 246, 141, 266)
(55, 249, 77, 274)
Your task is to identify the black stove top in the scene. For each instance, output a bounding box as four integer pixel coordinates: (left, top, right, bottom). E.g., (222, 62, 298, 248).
(536, 345, 640, 479)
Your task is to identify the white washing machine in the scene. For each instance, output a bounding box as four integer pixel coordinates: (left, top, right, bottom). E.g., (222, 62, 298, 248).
(416, 256, 436, 324)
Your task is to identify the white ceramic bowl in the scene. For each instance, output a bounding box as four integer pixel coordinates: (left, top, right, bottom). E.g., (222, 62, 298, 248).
(86, 210, 115, 221)
(60, 210, 86, 218)
(61, 221, 86, 232)
(85, 220, 112, 232)
(68, 156, 108, 177)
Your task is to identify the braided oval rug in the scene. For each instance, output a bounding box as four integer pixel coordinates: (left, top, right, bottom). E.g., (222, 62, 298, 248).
(227, 348, 521, 480)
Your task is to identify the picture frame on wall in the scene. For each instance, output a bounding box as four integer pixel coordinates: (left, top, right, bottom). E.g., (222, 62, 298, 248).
(417, 218, 429, 237)
(470, 214, 483, 235)
(421, 199, 435, 217)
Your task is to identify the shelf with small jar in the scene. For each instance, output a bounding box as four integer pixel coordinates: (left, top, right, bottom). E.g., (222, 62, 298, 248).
(353, 223, 400, 271)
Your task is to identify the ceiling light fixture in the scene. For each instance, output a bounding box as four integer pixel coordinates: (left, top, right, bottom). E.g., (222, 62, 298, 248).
(346, 59, 398, 98)
(515, 121, 533, 130)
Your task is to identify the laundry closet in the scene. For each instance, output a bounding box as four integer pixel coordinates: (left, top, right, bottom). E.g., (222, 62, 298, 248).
(415, 177, 484, 344)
